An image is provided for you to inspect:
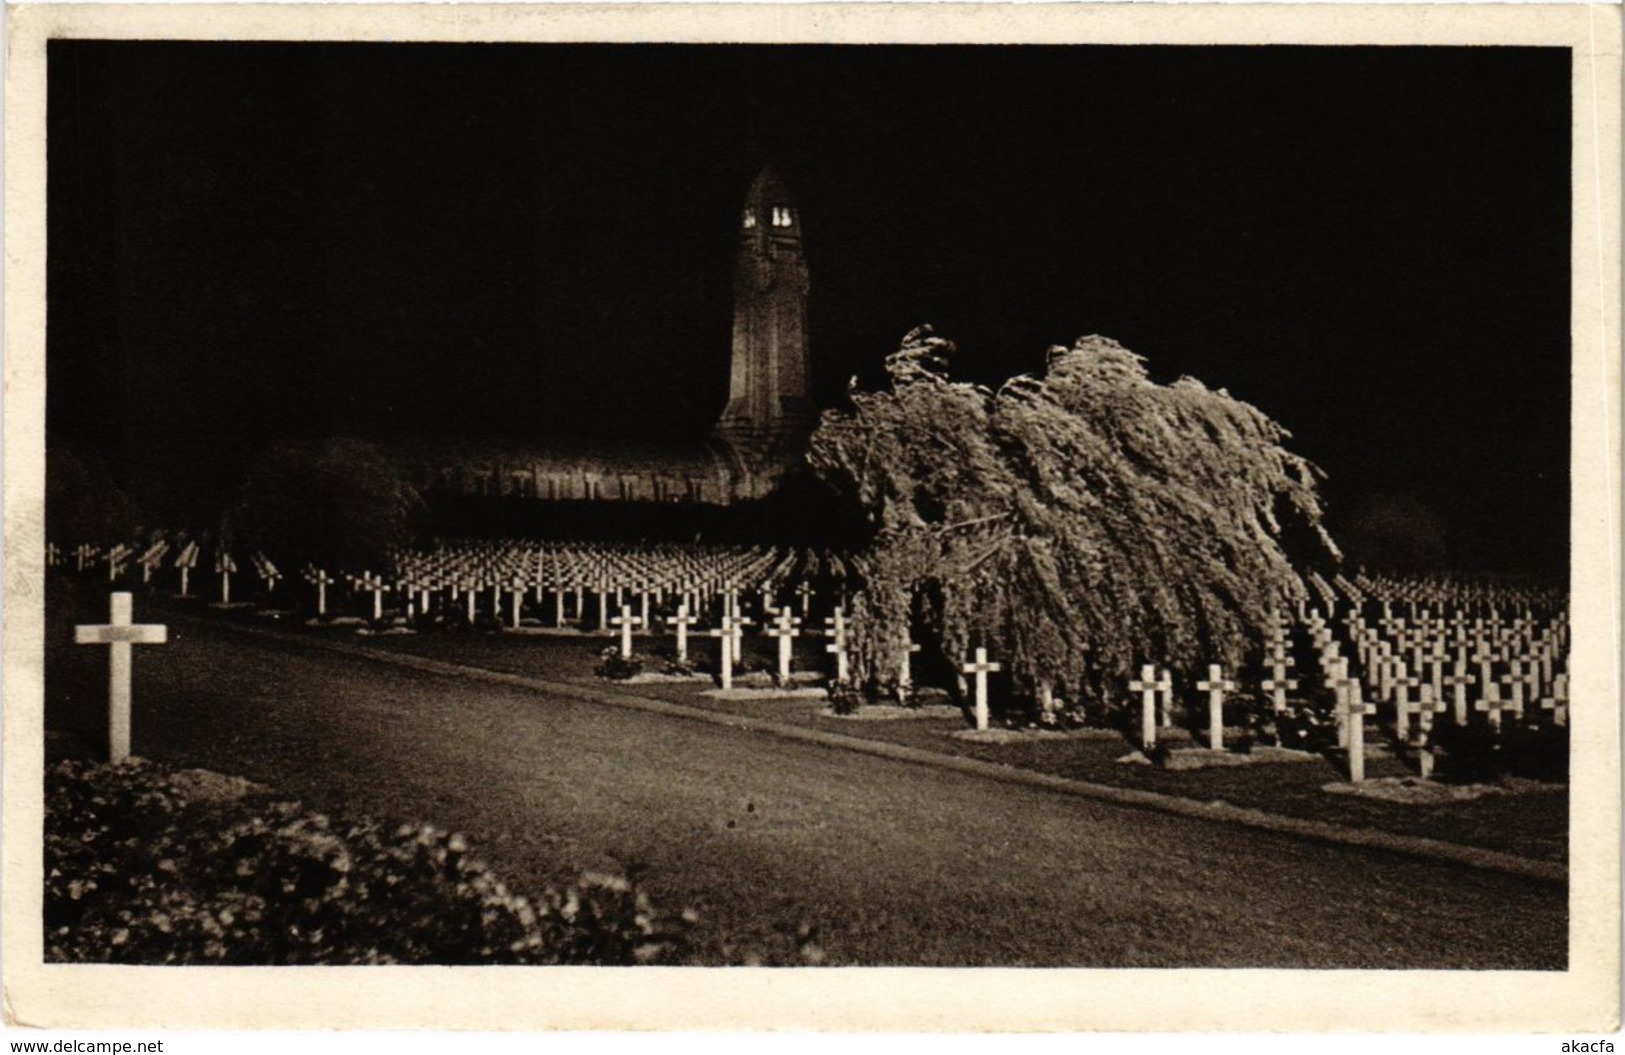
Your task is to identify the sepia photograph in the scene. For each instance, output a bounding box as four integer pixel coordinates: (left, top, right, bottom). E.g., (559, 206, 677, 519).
(4, 1, 1619, 1036)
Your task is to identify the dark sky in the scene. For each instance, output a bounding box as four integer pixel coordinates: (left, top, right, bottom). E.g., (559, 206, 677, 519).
(47, 42, 1571, 572)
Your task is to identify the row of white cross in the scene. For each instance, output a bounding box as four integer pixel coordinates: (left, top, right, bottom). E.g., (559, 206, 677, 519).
(1279, 602, 1569, 725)
(68, 587, 1569, 786)
(54, 537, 858, 627)
(60, 536, 1569, 786)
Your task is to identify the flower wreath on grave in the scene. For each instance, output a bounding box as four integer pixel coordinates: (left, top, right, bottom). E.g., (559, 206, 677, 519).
(827, 683, 866, 716)
(663, 655, 700, 678)
(1249, 693, 1339, 755)
(594, 646, 644, 681)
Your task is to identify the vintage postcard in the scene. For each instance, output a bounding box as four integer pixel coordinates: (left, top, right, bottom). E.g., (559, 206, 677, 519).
(3, 1, 1619, 1034)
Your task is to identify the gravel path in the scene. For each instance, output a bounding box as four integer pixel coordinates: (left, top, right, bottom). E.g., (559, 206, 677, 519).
(47, 612, 1566, 967)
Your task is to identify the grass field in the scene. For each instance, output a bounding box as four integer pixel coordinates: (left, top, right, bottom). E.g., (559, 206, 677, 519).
(43, 584, 1569, 967)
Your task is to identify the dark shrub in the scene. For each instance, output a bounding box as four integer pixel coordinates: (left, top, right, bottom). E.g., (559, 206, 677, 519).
(223, 438, 425, 574)
(45, 758, 692, 965)
(1250, 694, 1339, 755)
(1430, 720, 1504, 784)
(1500, 723, 1569, 783)
(594, 648, 643, 680)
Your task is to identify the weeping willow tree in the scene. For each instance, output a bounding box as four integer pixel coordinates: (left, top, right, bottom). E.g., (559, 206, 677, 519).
(807, 327, 1340, 707)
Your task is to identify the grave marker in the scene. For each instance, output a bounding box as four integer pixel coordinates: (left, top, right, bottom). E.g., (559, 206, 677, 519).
(611, 605, 643, 660)
(796, 581, 815, 617)
(764, 607, 803, 682)
(1499, 660, 1530, 719)
(1341, 680, 1376, 783)
(1196, 664, 1236, 750)
(508, 577, 528, 629)
(1413, 685, 1448, 779)
(962, 647, 1002, 732)
(1475, 682, 1516, 730)
(356, 572, 385, 622)
(1391, 674, 1421, 742)
(75, 592, 167, 762)
(305, 567, 333, 617)
(824, 608, 849, 685)
(1539, 673, 1569, 727)
(1129, 664, 1172, 750)
(174, 541, 200, 598)
(215, 550, 237, 604)
(671, 604, 697, 663)
(1443, 659, 1475, 725)
(107, 543, 132, 583)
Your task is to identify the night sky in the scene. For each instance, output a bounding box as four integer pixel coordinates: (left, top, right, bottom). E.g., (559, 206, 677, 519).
(47, 42, 1571, 573)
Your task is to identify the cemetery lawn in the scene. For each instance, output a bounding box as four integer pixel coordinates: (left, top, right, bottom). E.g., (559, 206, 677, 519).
(310, 626, 1569, 865)
(46, 595, 1566, 968)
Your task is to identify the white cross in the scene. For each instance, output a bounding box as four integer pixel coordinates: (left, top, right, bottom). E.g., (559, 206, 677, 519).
(1341, 680, 1376, 783)
(215, 550, 237, 604)
(726, 612, 753, 654)
(824, 609, 848, 685)
(1391, 674, 1422, 742)
(1128, 664, 1172, 749)
(75, 592, 168, 762)
(1412, 685, 1448, 779)
(611, 605, 644, 659)
(255, 552, 282, 593)
(708, 619, 743, 690)
(1538, 673, 1568, 727)
(1470, 649, 1497, 699)
(174, 541, 199, 597)
(1196, 664, 1236, 751)
(1499, 660, 1533, 718)
(356, 572, 385, 621)
(670, 603, 698, 663)
(1260, 670, 1298, 714)
(106, 543, 132, 583)
(1442, 658, 1475, 725)
(1420, 647, 1449, 701)
(764, 607, 803, 681)
(1475, 682, 1516, 730)
(961, 647, 1002, 731)
(1323, 658, 1355, 748)
(508, 577, 528, 629)
(304, 567, 334, 616)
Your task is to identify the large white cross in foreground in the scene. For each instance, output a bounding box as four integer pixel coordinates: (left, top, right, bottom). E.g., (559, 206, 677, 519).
(75, 592, 168, 762)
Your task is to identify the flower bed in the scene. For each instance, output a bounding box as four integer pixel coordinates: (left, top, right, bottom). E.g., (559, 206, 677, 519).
(45, 758, 692, 965)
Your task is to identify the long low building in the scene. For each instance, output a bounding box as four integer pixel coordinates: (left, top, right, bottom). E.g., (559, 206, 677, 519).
(396, 431, 803, 506)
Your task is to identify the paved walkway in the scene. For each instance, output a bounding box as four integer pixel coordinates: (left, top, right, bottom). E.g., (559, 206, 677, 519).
(48, 612, 1566, 967)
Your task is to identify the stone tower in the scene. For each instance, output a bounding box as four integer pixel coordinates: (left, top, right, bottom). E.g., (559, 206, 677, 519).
(715, 167, 812, 442)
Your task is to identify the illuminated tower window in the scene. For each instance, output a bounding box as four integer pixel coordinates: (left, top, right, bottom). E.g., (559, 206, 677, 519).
(742, 209, 757, 229)
(771, 206, 794, 228)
